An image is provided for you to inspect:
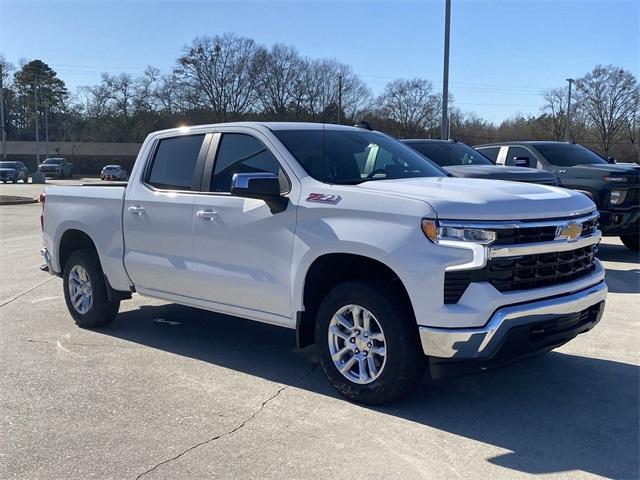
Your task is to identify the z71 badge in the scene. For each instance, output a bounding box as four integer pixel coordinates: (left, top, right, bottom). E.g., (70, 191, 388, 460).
(306, 193, 342, 204)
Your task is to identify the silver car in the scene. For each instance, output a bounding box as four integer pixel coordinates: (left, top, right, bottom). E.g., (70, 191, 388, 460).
(0, 161, 29, 183)
(100, 165, 128, 181)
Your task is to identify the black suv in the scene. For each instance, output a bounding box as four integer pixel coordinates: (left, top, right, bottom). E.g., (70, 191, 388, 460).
(401, 139, 557, 185)
(475, 141, 640, 250)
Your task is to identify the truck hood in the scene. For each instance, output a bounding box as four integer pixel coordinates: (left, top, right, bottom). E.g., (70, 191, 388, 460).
(443, 165, 557, 184)
(356, 177, 595, 220)
(561, 163, 640, 180)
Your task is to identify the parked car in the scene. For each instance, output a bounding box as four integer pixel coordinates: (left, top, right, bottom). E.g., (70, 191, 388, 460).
(40, 122, 607, 404)
(401, 139, 557, 185)
(39, 157, 74, 178)
(0, 161, 29, 183)
(475, 141, 640, 250)
(101, 165, 128, 181)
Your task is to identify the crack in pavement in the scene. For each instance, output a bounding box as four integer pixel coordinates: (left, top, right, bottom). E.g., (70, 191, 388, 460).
(134, 363, 319, 480)
(0, 277, 56, 308)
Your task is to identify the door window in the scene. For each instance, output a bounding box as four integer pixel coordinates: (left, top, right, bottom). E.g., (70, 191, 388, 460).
(506, 147, 534, 166)
(147, 134, 205, 190)
(211, 133, 284, 193)
(478, 147, 500, 163)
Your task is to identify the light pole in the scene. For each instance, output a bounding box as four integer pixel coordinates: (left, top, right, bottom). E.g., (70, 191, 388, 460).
(565, 78, 574, 142)
(0, 64, 6, 160)
(440, 0, 451, 140)
(34, 81, 40, 164)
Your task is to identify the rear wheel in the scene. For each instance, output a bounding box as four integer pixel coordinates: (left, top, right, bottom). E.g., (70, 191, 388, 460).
(63, 249, 119, 328)
(315, 281, 425, 404)
(620, 234, 640, 251)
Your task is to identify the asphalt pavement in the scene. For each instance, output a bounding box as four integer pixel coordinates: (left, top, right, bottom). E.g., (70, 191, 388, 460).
(1, 179, 638, 479)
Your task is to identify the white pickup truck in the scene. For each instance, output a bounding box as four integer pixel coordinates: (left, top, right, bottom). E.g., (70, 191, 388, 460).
(41, 122, 607, 404)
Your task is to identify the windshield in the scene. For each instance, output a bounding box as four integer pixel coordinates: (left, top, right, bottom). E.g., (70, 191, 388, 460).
(43, 158, 64, 165)
(536, 143, 608, 167)
(273, 129, 446, 184)
(104, 166, 119, 170)
(405, 141, 493, 167)
(0, 162, 19, 169)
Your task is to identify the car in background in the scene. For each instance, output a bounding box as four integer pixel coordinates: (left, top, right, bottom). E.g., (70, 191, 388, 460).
(38, 158, 74, 178)
(401, 139, 558, 185)
(100, 165, 128, 181)
(475, 141, 640, 250)
(0, 161, 29, 183)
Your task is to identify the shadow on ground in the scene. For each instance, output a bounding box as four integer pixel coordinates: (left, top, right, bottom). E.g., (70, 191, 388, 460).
(598, 242, 640, 294)
(98, 303, 639, 479)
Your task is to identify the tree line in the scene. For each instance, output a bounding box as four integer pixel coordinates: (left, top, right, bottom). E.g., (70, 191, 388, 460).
(1, 33, 638, 161)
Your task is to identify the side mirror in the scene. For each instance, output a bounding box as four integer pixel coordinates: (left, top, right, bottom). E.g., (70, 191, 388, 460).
(231, 172, 288, 213)
(513, 156, 531, 167)
(607, 156, 616, 164)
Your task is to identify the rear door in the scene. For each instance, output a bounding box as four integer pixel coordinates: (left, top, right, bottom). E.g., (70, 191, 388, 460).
(190, 128, 298, 320)
(123, 133, 211, 299)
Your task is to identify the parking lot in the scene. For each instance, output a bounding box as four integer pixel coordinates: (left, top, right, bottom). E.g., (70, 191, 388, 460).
(0, 179, 638, 480)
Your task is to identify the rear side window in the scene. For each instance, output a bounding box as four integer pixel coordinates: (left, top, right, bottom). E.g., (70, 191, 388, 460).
(147, 134, 205, 190)
(478, 147, 500, 163)
(211, 133, 283, 193)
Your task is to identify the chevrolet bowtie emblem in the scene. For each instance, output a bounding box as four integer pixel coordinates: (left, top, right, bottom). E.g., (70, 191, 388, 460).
(556, 222, 583, 242)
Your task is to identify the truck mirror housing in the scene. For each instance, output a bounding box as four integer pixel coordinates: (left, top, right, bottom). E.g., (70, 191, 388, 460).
(607, 156, 616, 164)
(231, 173, 282, 199)
(513, 156, 531, 167)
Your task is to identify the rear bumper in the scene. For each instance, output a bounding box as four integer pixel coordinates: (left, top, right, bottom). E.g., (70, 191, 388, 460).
(40, 247, 58, 276)
(419, 281, 607, 361)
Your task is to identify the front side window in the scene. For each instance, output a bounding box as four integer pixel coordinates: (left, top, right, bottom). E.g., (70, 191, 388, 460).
(407, 142, 493, 167)
(506, 147, 534, 166)
(535, 143, 609, 167)
(147, 134, 205, 190)
(274, 129, 445, 184)
(211, 133, 284, 193)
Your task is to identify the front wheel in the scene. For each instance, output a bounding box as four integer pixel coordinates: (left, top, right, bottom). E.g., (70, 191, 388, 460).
(63, 249, 119, 328)
(620, 234, 640, 251)
(315, 281, 425, 404)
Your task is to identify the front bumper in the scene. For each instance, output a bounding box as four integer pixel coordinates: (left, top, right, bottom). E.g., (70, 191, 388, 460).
(419, 280, 607, 361)
(599, 207, 640, 235)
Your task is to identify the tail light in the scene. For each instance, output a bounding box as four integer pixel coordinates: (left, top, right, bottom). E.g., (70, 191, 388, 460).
(39, 192, 45, 231)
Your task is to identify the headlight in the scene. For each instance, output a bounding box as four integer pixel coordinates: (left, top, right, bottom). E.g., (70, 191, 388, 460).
(603, 176, 629, 182)
(421, 219, 496, 245)
(609, 189, 627, 205)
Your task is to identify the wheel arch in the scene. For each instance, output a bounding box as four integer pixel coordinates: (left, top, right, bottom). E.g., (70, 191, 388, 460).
(296, 253, 413, 348)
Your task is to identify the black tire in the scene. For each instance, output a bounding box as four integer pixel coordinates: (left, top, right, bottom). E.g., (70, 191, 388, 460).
(314, 281, 425, 405)
(620, 234, 640, 251)
(63, 249, 119, 328)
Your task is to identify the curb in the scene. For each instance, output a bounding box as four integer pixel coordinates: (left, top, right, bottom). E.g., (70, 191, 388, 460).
(0, 197, 39, 206)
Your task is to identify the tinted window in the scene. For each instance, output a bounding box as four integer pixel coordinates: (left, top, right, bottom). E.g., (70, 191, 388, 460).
(211, 133, 283, 193)
(147, 134, 204, 190)
(274, 129, 445, 184)
(535, 143, 608, 167)
(478, 147, 500, 163)
(407, 142, 493, 166)
(506, 147, 534, 166)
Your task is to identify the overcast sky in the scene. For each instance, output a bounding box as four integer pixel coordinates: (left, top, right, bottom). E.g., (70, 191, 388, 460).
(1, 0, 638, 123)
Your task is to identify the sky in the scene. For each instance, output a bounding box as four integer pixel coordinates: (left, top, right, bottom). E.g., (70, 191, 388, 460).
(0, 0, 638, 124)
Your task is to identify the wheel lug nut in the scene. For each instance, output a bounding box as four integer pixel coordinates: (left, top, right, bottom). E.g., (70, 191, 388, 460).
(363, 351, 368, 356)
(355, 330, 360, 335)
(350, 338, 356, 343)
(355, 348, 360, 354)
(367, 342, 372, 348)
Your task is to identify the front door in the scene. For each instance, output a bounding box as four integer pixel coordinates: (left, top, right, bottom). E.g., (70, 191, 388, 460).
(191, 131, 297, 320)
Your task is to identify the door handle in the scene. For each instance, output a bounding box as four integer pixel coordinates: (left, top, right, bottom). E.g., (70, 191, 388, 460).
(128, 205, 145, 215)
(196, 210, 219, 221)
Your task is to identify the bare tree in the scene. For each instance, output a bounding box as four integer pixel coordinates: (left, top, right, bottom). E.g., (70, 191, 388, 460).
(176, 34, 260, 119)
(378, 78, 439, 137)
(542, 87, 569, 141)
(254, 44, 305, 118)
(575, 65, 638, 154)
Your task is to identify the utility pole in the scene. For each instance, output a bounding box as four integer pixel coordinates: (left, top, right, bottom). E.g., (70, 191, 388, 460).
(440, 0, 451, 140)
(0, 64, 6, 159)
(565, 78, 574, 142)
(44, 100, 49, 157)
(337, 74, 343, 125)
(34, 81, 40, 164)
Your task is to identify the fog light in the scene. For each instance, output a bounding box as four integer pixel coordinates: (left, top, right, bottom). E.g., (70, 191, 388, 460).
(610, 189, 626, 205)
